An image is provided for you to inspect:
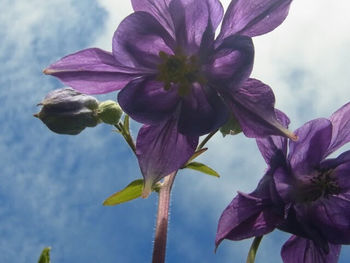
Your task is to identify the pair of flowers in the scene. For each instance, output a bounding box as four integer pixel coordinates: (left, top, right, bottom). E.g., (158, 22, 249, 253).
(43, 0, 350, 261)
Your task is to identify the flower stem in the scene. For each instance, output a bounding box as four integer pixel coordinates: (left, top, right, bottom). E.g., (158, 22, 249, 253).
(115, 122, 136, 154)
(197, 129, 218, 150)
(246, 236, 263, 263)
(152, 172, 177, 263)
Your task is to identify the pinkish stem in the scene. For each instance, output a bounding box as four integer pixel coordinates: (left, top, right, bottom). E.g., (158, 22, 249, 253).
(152, 172, 176, 263)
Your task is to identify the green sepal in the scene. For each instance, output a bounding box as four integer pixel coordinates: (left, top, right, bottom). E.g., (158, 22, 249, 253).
(152, 182, 162, 193)
(103, 179, 144, 206)
(184, 162, 220, 177)
(38, 247, 51, 263)
(220, 113, 242, 137)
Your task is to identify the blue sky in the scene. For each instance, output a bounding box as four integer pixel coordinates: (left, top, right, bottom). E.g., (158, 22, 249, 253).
(1, 0, 350, 262)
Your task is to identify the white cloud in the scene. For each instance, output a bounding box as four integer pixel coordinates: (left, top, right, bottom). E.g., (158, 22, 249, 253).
(94, 0, 133, 50)
(253, 0, 350, 127)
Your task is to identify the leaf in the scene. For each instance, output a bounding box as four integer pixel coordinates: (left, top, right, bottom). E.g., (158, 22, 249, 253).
(184, 162, 220, 177)
(103, 179, 144, 206)
(38, 247, 51, 263)
(185, 148, 208, 165)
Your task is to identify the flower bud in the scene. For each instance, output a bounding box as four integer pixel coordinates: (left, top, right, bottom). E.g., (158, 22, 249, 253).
(34, 88, 100, 135)
(97, 100, 123, 125)
(220, 114, 242, 137)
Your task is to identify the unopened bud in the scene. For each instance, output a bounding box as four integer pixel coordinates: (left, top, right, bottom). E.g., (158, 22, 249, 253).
(97, 100, 123, 125)
(220, 114, 242, 137)
(34, 88, 100, 135)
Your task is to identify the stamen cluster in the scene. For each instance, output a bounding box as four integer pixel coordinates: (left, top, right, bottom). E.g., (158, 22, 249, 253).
(157, 50, 205, 96)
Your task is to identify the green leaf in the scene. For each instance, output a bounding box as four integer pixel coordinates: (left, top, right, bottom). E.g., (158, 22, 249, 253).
(103, 179, 144, 206)
(184, 162, 220, 177)
(38, 247, 51, 263)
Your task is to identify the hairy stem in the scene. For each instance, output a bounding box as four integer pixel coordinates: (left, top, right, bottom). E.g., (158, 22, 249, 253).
(246, 236, 263, 263)
(152, 172, 177, 263)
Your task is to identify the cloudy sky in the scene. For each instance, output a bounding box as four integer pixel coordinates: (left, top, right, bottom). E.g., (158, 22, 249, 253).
(1, 0, 350, 262)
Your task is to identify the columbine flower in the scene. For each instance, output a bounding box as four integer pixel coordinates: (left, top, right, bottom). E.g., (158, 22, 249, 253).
(215, 103, 350, 262)
(43, 0, 295, 195)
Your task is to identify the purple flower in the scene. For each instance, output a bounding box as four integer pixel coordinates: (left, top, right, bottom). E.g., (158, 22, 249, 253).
(215, 103, 350, 262)
(44, 0, 295, 195)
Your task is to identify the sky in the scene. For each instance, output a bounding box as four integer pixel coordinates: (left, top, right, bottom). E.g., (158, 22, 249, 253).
(1, 0, 350, 262)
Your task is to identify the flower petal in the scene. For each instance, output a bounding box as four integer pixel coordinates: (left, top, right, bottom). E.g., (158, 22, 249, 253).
(226, 78, 296, 140)
(273, 166, 294, 203)
(281, 236, 341, 263)
(218, 0, 293, 40)
(215, 191, 282, 249)
(288, 118, 332, 175)
(308, 193, 350, 244)
(326, 102, 350, 156)
(320, 150, 350, 176)
(330, 154, 350, 191)
(208, 35, 254, 88)
(169, 0, 223, 53)
(44, 48, 149, 94)
(113, 12, 175, 68)
(131, 0, 175, 37)
(334, 161, 350, 192)
(136, 119, 198, 197)
(118, 78, 180, 125)
(177, 83, 229, 136)
(256, 109, 290, 165)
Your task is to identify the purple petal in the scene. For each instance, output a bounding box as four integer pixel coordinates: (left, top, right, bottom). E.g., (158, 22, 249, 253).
(281, 236, 341, 263)
(288, 118, 332, 175)
(256, 109, 290, 165)
(169, 0, 223, 53)
(177, 83, 229, 136)
(113, 12, 175, 68)
(208, 35, 254, 88)
(215, 191, 282, 249)
(308, 192, 350, 244)
(44, 48, 149, 94)
(118, 78, 180, 125)
(273, 166, 294, 203)
(218, 0, 293, 40)
(326, 102, 350, 156)
(334, 161, 350, 192)
(320, 150, 350, 176)
(131, 0, 175, 37)
(203, 0, 224, 32)
(226, 78, 297, 140)
(136, 119, 198, 197)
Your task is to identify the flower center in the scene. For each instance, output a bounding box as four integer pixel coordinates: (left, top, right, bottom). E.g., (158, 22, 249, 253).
(297, 169, 340, 203)
(157, 50, 205, 97)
